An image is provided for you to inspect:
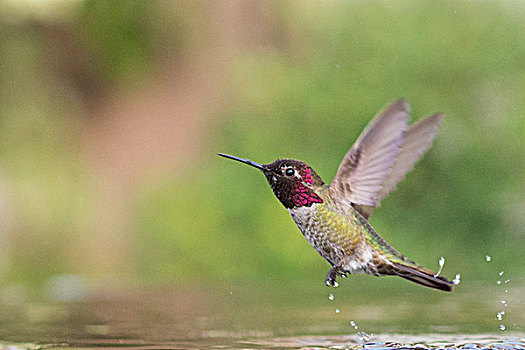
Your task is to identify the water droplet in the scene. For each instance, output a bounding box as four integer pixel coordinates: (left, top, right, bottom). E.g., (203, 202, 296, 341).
(500, 325, 506, 331)
(434, 256, 445, 277)
(499, 271, 504, 276)
(357, 331, 370, 342)
(497, 311, 505, 321)
(328, 293, 334, 301)
(453, 273, 461, 285)
(485, 255, 492, 262)
(335, 308, 340, 313)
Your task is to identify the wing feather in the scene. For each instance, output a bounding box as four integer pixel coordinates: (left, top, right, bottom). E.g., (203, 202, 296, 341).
(331, 99, 409, 206)
(353, 113, 442, 219)
(376, 113, 442, 203)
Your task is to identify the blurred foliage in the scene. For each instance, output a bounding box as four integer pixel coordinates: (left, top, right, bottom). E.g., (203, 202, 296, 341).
(77, 1, 155, 84)
(0, 0, 523, 290)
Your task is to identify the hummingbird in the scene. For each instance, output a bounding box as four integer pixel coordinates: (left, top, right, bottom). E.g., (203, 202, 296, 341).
(219, 99, 454, 292)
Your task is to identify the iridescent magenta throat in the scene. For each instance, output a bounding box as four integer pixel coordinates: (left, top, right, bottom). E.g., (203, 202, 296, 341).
(292, 168, 323, 207)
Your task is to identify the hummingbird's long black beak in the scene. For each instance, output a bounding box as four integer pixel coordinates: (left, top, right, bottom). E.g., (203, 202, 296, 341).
(218, 153, 266, 171)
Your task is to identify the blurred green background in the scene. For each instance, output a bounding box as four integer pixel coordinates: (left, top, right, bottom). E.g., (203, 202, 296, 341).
(0, 0, 523, 294)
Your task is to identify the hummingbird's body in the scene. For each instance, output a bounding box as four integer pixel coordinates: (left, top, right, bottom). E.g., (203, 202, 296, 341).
(290, 188, 391, 276)
(289, 192, 376, 276)
(288, 187, 438, 286)
(219, 99, 455, 292)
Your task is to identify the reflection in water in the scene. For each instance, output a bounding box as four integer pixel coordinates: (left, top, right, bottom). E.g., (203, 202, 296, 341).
(0, 281, 523, 349)
(246, 334, 525, 349)
(3, 334, 525, 349)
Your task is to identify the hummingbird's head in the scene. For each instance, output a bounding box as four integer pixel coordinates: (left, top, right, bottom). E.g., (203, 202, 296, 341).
(218, 153, 325, 209)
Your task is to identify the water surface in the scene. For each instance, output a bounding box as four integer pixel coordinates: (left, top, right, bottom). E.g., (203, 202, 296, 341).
(0, 279, 523, 349)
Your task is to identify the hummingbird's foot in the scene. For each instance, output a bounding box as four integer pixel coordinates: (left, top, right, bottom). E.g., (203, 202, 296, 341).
(325, 265, 343, 287)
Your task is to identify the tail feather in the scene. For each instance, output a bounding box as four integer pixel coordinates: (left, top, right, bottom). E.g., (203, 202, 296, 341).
(390, 262, 454, 292)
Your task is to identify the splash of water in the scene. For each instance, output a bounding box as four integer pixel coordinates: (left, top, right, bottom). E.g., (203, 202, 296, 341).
(357, 331, 371, 342)
(495, 268, 509, 332)
(433, 256, 445, 277)
(348, 320, 372, 343)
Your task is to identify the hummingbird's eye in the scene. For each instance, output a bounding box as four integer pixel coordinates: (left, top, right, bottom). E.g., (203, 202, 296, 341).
(285, 168, 295, 176)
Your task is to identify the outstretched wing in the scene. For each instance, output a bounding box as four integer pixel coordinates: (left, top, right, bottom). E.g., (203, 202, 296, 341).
(377, 113, 442, 202)
(355, 113, 442, 219)
(330, 99, 409, 207)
